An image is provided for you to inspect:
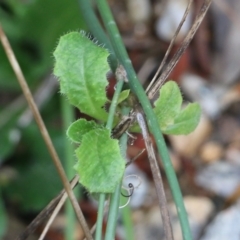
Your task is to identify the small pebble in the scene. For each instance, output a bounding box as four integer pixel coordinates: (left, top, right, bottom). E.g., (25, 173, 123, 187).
(200, 141, 223, 163)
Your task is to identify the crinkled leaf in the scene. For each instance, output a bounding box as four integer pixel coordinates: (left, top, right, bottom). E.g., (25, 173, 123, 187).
(67, 119, 101, 144)
(163, 103, 201, 135)
(54, 32, 109, 121)
(117, 89, 130, 104)
(152, 81, 201, 135)
(153, 81, 182, 129)
(75, 128, 125, 193)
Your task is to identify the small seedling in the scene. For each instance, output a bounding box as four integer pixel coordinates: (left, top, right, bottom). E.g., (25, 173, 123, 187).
(53, 31, 201, 194)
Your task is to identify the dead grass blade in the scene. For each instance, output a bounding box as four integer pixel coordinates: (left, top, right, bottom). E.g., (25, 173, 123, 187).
(0, 24, 93, 240)
(39, 176, 79, 240)
(146, 0, 193, 93)
(136, 109, 173, 240)
(147, 0, 213, 100)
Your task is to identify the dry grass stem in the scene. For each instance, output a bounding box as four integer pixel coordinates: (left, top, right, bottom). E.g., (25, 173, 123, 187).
(148, 0, 213, 99)
(136, 109, 173, 240)
(0, 24, 93, 240)
(39, 176, 80, 240)
(146, 0, 193, 93)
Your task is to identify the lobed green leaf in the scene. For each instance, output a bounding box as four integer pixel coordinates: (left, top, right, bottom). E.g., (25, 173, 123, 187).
(163, 103, 201, 135)
(153, 81, 201, 135)
(67, 119, 101, 144)
(75, 128, 125, 193)
(53, 32, 110, 121)
(153, 81, 182, 129)
(117, 89, 130, 104)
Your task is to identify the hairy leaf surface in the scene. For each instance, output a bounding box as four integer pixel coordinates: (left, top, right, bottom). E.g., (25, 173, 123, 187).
(117, 89, 130, 104)
(75, 128, 125, 193)
(54, 32, 109, 121)
(67, 119, 101, 144)
(153, 81, 201, 135)
(153, 81, 182, 129)
(163, 103, 201, 134)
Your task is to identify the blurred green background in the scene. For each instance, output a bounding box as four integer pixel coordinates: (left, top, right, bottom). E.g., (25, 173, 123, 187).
(0, 0, 86, 237)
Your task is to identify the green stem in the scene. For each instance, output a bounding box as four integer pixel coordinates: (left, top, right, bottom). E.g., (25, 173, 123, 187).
(121, 201, 134, 240)
(106, 80, 124, 130)
(78, 0, 118, 71)
(95, 78, 125, 240)
(104, 107, 129, 240)
(78, 3, 120, 235)
(61, 98, 79, 240)
(104, 183, 121, 240)
(95, 193, 105, 240)
(95, 1, 192, 239)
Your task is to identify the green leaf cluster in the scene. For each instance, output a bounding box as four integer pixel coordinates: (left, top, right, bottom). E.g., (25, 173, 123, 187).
(130, 81, 201, 135)
(153, 81, 201, 135)
(54, 32, 126, 193)
(68, 121, 125, 194)
(53, 32, 201, 193)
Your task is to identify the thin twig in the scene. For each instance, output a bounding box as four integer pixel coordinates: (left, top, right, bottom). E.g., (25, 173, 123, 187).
(147, 0, 213, 100)
(135, 109, 173, 240)
(146, 0, 193, 93)
(126, 149, 146, 167)
(38, 176, 80, 240)
(0, 24, 93, 240)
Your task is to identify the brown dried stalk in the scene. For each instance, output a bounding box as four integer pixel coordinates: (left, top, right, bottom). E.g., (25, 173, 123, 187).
(147, 0, 213, 100)
(0, 24, 93, 240)
(146, 0, 193, 93)
(135, 108, 173, 240)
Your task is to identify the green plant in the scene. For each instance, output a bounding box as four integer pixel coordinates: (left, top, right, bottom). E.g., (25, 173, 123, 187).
(53, 31, 200, 239)
(0, 0, 212, 239)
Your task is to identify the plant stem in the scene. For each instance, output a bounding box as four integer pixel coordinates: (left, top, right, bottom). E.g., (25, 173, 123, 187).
(121, 200, 134, 240)
(106, 76, 125, 130)
(104, 107, 129, 240)
(95, 71, 125, 240)
(136, 110, 173, 240)
(147, 0, 213, 99)
(78, 3, 125, 236)
(104, 184, 121, 240)
(61, 98, 79, 240)
(94, 1, 192, 239)
(95, 193, 105, 240)
(78, 0, 118, 71)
